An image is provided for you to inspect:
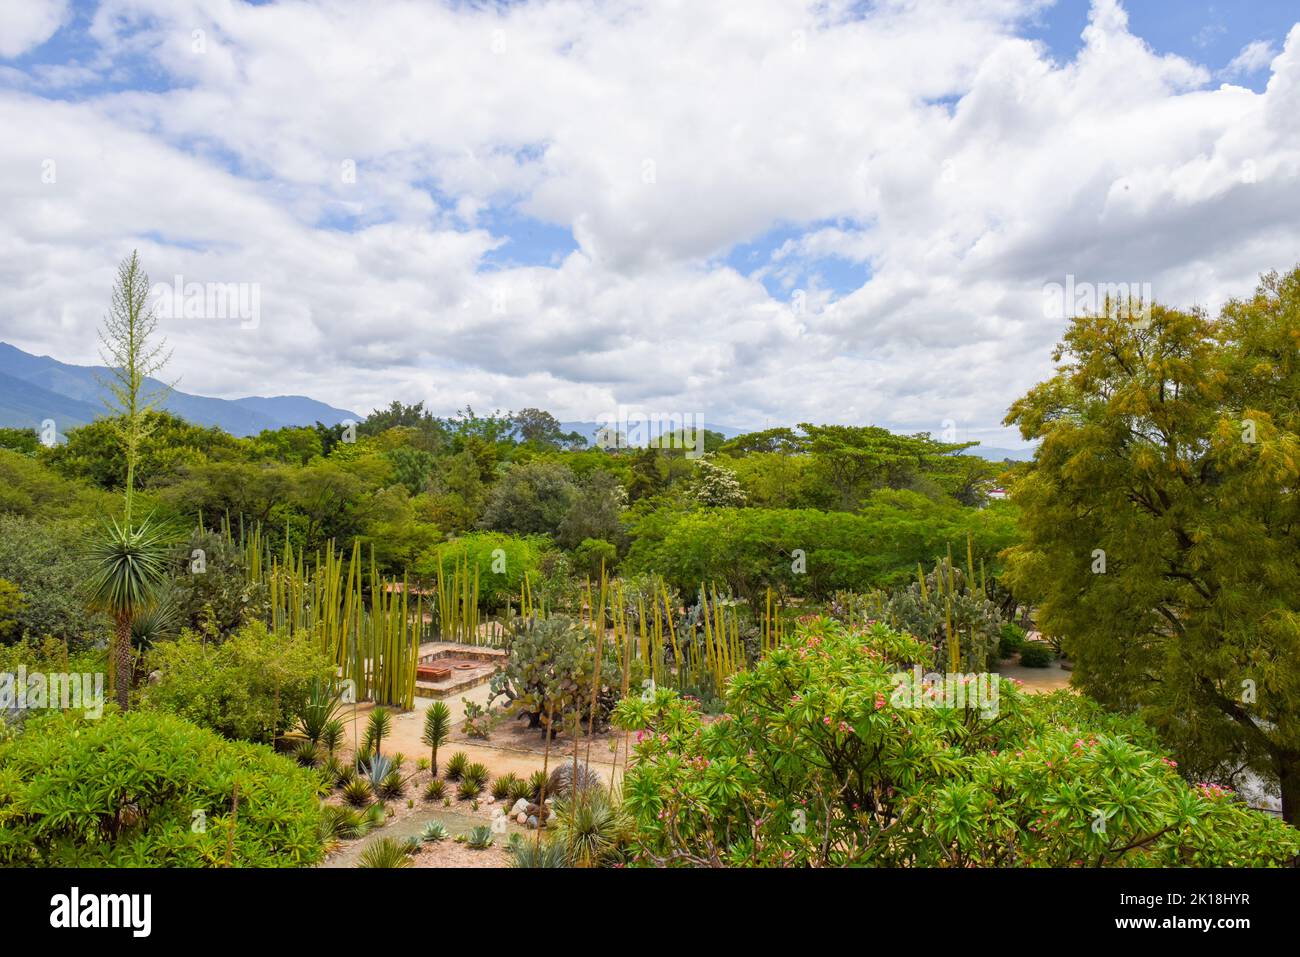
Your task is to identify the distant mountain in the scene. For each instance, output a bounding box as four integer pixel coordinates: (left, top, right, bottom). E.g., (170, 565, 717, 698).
(959, 446, 1035, 462)
(559, 420, 746, 446)
(0, 342, 358, 437)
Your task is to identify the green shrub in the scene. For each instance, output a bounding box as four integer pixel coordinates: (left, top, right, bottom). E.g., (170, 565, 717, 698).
(0, 709, 326, 866)
(612, 617, 1300, 867)
(1018, 642, 1054, 668)
(415, 532, 549, 610)
(997, 622, 1027, 661)
(142, 621, 334, 743)
(423, 778, 448, 802)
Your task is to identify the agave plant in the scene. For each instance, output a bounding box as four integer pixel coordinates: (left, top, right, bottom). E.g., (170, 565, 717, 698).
(444, 751, 469, 781)
(356, 836, 412, 868)
(420, 820, 449, 843)
(85, 514, 172, 712)
(422, 701, 451, 774)
(361, 754, 395, 793)
(463, 825, 495, 849)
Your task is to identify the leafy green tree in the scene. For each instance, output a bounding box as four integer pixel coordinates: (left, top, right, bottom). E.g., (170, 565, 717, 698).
(0, 428, 40, 456)
(478, 459, 577, 536)
(0, 580, 24, 641)
(557, 468, 627, 550)
(687, 457, 747, 507)
(573, 538, 618, 578)
(0, 515, 106, 645)
(799, 423, 973, 511)
(1004, 268, 1300, 823)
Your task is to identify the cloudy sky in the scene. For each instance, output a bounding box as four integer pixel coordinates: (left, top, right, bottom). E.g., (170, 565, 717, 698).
(2, 0, 1299, 447)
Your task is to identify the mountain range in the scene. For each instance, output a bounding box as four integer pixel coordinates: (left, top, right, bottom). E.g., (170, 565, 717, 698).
(0, 342, 1034, 460)
(0, 342, 357, 437)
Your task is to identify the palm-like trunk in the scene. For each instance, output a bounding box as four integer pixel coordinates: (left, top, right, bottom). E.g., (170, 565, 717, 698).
(115, 612, 132, 712)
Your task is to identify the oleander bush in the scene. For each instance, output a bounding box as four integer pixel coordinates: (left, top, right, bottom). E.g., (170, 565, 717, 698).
(612, 617, 1300, 867)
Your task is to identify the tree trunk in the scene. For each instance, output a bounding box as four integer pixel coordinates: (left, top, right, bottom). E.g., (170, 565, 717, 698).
(115, 613, 132, 713)
(1279, 753, 1300, 827)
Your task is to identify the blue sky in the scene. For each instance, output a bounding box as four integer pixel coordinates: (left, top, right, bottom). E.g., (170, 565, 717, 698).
(1, 0, 1298, 444)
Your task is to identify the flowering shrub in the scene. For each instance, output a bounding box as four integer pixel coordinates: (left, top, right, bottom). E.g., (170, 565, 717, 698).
(612, 618, 1299, 867)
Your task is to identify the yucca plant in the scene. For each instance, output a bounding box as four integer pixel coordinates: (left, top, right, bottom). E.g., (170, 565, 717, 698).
(320, 756, 342, 788)
(508, 777, 533, 805)
(379, 771, 406, 801)
(356, 836, 412, 868)
(321, 719, 345, 757)
(420, 821, 449, 842)
(423, 778, 447, 802)
(335, 762, 358, 789)
(463, 825, 495, 849)
(491, 772, 519, 801)
(509, 837, 569, 868)
(85, 514, 172, 712)
(464, 762, 489, 792)
(444, 751, 469, 781)
(363, 707, 392, 758)
(320, 805, 370, 845)
(552, 790, 631, 867)
(292, 739, 320, 768)
(456, 778, 482, 801)
(299, 678, 345, 746)
(527, 769, 548, 802)
(342, 777, 373, 807)
(422, 701, 452, 774)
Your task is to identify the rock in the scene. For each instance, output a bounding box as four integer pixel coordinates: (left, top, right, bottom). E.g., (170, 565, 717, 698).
(516, 812, 528, 825)
(526, 815, 538, 829)
(510, 798, 530, 816)
(546, 762, 603, 799)
(487, 796, 495, 804)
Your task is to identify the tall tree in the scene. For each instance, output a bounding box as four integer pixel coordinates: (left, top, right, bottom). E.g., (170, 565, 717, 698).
(88, 251, 172, 710)
(1004, 268, 1300, 823)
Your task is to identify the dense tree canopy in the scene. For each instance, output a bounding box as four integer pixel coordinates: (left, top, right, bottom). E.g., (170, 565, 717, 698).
(1005, 267, 1300, 823)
